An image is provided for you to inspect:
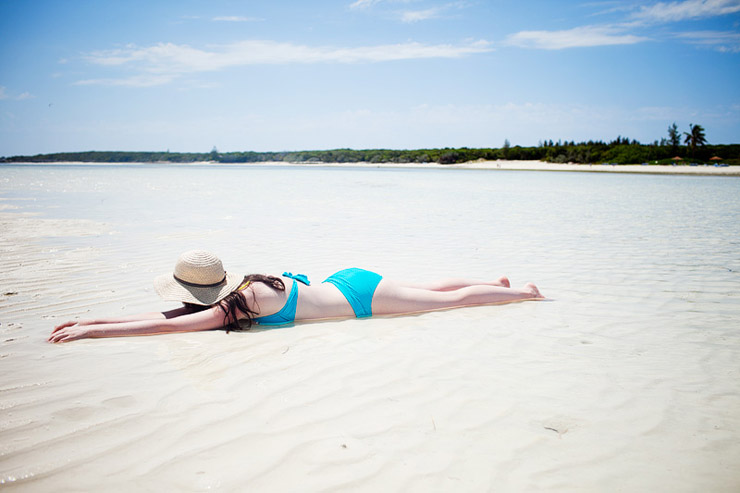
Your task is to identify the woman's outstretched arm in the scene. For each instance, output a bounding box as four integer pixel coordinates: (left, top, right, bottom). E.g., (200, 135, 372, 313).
(48, 306, 228, 343)
(52, 306, 191, 331)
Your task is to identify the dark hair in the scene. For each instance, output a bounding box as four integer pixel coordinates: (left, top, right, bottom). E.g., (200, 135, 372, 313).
(183, 274, 285, 331)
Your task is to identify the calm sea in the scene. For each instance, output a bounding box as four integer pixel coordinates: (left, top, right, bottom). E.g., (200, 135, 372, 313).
(3, 162, 739, 279)
(1, 164, 739, 490)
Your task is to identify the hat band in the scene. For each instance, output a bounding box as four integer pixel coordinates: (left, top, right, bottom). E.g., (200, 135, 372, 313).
(174, 273, 227, 288)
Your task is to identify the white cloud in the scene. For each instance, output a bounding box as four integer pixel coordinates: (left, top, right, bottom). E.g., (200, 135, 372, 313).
(634, 0, 740, 22)
(676, 29, 740, 51)
(390, 1, 470, 23)
(401, 7, 443, 22)
(504, 25, 648, 49)
(79, 39, 492, 86)
(74, 74, 177, 87)
(350, 0, 382, 9)
(584, 1, 640, 17)
(0, 87, 34, 100)
(350, 0, 426, 12)
(212, 16, 261, 22)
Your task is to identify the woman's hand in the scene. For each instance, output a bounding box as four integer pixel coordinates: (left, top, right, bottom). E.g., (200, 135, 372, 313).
(53, 319, 95, 331)
(48, 322, 93, 343)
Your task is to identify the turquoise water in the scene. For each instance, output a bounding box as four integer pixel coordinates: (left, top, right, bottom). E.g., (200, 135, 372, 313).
(2, 163, 739, 288)
(1, 164, 739, 491)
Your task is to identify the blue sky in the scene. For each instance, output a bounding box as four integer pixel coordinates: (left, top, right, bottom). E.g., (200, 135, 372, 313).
(1, 0, 739, 155)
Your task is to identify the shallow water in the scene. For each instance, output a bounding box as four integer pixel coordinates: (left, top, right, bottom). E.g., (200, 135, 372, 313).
(1, 164, 739, 491)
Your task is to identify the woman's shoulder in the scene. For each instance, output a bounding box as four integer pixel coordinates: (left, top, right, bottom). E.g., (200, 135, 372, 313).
(242, 277, 285, 299)
(239, 276, 289, 316)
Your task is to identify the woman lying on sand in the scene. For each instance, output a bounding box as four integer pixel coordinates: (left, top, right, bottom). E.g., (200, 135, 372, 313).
(49, 250, 544, 343)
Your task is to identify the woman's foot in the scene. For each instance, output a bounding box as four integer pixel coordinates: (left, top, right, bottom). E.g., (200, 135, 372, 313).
(523, 283, 544, 299)
(496, 276, 511, 288)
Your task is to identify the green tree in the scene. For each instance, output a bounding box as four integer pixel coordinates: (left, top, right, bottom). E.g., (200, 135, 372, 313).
(502, 139, 511, 159)
(667, 122, 680, 152)
(210, 146, 219, 161)
(683, 124, 707, 157)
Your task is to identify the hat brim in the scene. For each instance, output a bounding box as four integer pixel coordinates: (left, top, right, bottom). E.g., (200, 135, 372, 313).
(154, 271, 243, 305)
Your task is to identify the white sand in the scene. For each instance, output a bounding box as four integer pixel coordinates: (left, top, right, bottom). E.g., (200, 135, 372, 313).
(1, 165, 739, 491)
(310, 159, 740, 176)
(453, 160, 740, 175)
(9, 159, 740, 175)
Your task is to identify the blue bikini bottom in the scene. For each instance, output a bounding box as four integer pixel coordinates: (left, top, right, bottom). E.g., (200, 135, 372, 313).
(323, 268, 383, 318)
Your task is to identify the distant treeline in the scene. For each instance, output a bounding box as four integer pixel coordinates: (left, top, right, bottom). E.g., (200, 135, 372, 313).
(3, 139, 739, 166)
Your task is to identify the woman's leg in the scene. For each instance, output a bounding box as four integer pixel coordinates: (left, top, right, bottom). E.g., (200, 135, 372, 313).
(401, 276, 510, 291)
(371, 280, 543, 316)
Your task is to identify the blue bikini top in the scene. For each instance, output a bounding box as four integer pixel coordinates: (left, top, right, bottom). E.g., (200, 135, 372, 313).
(252, 272, 310, 326)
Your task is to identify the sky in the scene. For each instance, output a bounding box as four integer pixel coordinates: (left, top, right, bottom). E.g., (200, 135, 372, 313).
(1, 0, 739, 156)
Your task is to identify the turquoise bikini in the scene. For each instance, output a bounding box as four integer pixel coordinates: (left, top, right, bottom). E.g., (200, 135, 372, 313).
(323, 268, 382, 319)
(252, 273, 310, 326)
(252, 268, 382, 326)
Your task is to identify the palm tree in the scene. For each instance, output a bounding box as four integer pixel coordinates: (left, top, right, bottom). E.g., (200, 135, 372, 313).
(683, 124, 707, 157)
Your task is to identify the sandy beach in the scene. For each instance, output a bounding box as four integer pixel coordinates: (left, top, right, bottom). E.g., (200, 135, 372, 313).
(8, 159, 740, 176)
(309, 159, 740, 176)
(453, 160, 740, 175)
(1, 163, 739, 491)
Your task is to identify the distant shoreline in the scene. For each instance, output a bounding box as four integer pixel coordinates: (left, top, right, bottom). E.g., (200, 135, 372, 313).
(5, 160, 740, 176)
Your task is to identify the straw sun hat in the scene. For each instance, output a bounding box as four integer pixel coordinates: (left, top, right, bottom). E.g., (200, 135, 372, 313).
(154, 250, 243, 305)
